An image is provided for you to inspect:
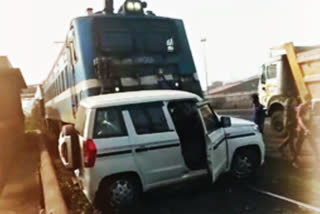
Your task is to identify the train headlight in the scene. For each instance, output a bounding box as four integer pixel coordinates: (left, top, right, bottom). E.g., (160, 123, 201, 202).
(126, 2, 135, 11)
(134, 2, 142, 11)
(122, 0, 147, 14)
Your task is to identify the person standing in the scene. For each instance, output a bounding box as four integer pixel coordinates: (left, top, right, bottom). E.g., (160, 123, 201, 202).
(278, 98, 297, 159)
(251, 94, 266, 133)
(292, 99, 320, 168)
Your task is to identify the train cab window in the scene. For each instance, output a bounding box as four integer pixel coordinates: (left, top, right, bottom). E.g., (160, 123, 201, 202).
(64, 68, 69, 89)
(69, 41, 78, 63)
(144, 33, 167, 53)
(59, 76, 62, 93)
(56, 78, 59, 94)
(59, 75, 63, 93)
(61, 72, 65, 92)
(55, 80, 58, 95)
(99, 31, 133, 53)
(68, 70, 74, 87)
(68, 29, 78, 63)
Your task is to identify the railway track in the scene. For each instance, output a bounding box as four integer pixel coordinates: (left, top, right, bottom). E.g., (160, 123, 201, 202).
(248, 186, 320, 213)
(136, 176, 320, 214)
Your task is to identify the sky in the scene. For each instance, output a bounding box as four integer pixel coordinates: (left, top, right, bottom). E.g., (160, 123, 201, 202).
(1, 0, 320, 88)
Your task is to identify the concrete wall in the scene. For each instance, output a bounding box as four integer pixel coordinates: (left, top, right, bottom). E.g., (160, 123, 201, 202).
(208, 92, 255, 109)
(207, 76, 259, 109)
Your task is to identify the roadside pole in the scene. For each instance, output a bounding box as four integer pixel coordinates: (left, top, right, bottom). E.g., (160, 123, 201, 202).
(201, 38, 209, 95)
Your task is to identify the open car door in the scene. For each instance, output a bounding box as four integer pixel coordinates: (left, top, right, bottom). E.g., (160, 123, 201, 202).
(197, 102, 228, 182)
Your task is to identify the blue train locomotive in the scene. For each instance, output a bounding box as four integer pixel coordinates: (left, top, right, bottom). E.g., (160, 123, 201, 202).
(42, 0, 203, 128)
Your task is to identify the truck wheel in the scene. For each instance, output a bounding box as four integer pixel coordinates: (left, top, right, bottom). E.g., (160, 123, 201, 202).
(231, 149, 259, 179)
(95, 176, 142, 214)
(271, 110, 286, 137)
(60, 125, 81, 170)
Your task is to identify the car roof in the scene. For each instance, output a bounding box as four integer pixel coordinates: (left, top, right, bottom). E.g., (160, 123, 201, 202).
(80, 90, 202, 109)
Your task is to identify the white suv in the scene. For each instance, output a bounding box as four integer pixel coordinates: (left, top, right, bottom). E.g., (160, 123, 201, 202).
(58, 90, 265, 212)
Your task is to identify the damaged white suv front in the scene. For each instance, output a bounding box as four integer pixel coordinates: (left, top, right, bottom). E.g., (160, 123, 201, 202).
(58, 90, 265, 212)
(224, 117, 265, 178)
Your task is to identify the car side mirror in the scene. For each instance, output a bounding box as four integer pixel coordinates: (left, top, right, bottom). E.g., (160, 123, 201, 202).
(221, 116, 231, 128)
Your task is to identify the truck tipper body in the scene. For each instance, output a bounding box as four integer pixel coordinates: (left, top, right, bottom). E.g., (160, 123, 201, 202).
(258, 43, 320, 134)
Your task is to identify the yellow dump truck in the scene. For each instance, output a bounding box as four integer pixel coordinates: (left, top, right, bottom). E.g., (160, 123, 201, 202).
(258, 42, 320, 134)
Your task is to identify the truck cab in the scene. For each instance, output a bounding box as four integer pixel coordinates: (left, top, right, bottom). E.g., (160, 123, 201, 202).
(259, 43, 320, 135)
(58, 90, 265, 212)
(258, 53, 297, 134)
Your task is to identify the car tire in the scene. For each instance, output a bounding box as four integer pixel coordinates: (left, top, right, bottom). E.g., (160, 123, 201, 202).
(95, 175, 142, 214)
(231, 149, 259, 179)
(60, 125, 81, 170)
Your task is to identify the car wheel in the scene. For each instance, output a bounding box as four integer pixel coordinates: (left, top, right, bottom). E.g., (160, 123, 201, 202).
(231, 149, 259, 179)
(96, 176, 142, 214)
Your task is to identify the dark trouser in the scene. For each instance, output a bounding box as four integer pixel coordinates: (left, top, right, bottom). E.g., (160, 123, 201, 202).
(293, 129, 320, 164)
(257, 123, 264, 134)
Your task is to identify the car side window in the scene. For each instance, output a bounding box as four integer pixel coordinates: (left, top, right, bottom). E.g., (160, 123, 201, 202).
(199, 104, 220, 133)
(93, 107, 127, 138)
(128, 102, 170, 135)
